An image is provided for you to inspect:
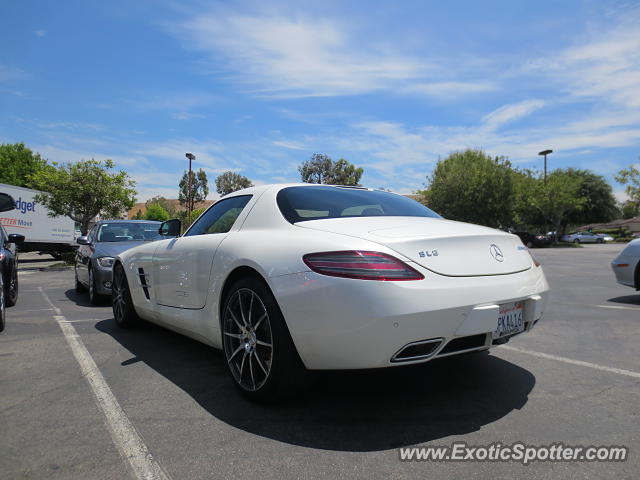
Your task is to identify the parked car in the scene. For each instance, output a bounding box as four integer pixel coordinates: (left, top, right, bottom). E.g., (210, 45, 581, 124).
(596, 233, 614, 242)
(512, 231, 552, 248)
(112, 184, 549, 401)
(611, 239, 640, 289)
(0, 192, 25, 332)
(75, 220, 162, 304)
(560, 231, 604, 244)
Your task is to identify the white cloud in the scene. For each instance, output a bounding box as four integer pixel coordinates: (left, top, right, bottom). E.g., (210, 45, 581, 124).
(35, 29, 46, 37)
(402, 81, 496, 98)
(525, 22, 640, 108)
(482, 99, 546, 130)
(272, 140, 307, 150)
(0, 64, 26, 82)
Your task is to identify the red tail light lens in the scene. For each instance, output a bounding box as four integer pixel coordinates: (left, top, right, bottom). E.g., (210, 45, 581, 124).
(303, 251, 424, 281)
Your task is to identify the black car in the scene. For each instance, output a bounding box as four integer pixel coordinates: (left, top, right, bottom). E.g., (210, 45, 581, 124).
(0, 192, 25, 332)
(512, 231, 552, 248)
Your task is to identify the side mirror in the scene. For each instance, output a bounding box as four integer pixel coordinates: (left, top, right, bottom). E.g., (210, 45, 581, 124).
(0, 193, 15, 212)
(76, 236, 91, 245)
(159, 219, 181, 237)
(7, 234, 24, 244)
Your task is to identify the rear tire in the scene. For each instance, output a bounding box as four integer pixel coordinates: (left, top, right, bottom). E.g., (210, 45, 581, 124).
(88, 267, 102, 305)
(221, 276, 306, 402)
(596, 238, 603, 244)
(112, 263, 140, 328)
(573, 239, 580, 244)
(5, 268, 18, 307)
(75, 267, 85, 293)
(0, 281, 5, 332)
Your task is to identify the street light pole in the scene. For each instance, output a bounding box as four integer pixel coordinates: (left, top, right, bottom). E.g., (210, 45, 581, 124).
(185, 153, 195, 224)
(538, 149, 553, 182)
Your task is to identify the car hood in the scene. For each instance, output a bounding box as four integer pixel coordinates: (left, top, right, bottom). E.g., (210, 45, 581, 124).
(93, 241, 149, 258)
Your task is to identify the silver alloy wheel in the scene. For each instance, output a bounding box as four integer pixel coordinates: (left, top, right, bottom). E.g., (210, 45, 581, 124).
(223, 288, 273, 391)
(112, 267, 126, 323)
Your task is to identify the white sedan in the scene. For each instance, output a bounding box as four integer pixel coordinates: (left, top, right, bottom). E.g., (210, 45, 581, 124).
(112, 184, 549, 400)
(611, 239, 640, 289)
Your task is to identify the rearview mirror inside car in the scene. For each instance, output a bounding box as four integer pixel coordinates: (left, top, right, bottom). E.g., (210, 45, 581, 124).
(159, 219, 181, 237)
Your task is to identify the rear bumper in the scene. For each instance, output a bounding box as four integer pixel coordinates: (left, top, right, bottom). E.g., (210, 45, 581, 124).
(270, 264, 549, 370)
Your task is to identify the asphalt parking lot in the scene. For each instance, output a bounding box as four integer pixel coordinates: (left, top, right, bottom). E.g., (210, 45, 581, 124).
(1, 245, 639, 479)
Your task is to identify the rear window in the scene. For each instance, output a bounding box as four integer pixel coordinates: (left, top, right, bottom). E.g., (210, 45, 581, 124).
(276, 186, 441, 223)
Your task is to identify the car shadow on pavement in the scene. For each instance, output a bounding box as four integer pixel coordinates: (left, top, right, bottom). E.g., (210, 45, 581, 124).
(95, 319, 536, 452)
(608, 295, 640, 306)
(64, 289, 108, 308)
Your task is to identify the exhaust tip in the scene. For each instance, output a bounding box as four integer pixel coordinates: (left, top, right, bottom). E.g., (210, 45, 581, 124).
(391, 338, 443, 363)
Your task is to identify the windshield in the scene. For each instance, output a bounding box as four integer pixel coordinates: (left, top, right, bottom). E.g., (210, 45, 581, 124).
(96, 222, 162, 242)
(276, 186, 441, 223)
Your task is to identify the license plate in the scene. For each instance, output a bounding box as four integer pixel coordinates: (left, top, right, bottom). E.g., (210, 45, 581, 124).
(494, 302, 525, 338)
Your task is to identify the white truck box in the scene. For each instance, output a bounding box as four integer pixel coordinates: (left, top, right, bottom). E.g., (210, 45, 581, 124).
(0, 183, 75, 253)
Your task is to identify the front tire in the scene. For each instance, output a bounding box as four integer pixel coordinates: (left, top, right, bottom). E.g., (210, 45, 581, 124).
(112, 263, 139, 328)
(5, 268, 18, 307)
(221, 276, 305, 401)
(573, 238, 580, 244)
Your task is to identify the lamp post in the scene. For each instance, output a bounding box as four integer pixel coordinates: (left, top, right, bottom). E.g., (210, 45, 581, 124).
(538, 149, 553, 183)
(185, 153, 195, 224)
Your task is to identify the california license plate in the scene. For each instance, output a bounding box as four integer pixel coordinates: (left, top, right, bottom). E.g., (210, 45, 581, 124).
(494, 302, 525, 338)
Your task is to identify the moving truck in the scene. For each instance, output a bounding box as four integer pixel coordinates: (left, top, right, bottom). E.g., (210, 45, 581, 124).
(0, 183, 75, 256)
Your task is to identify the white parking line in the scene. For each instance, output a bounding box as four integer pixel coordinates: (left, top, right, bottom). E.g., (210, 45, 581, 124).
(500, 345, 640, 379)
(39, 287, 170, 480)
(595, 304, 640, 311)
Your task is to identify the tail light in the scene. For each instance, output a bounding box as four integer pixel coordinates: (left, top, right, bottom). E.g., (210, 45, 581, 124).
(303, 250, 424, 281)
(527, 249, 541, 267)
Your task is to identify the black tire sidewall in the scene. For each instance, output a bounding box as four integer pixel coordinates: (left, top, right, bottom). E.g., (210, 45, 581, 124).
(5, 268, 17, 307)
(112, 264, 139, 328)
(221, 276, 304, 401)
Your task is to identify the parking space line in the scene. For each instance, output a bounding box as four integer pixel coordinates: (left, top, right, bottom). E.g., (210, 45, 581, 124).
(500, 345, 640, 379)
(39, 287, 171, 480)
(595, 304, 640, 311)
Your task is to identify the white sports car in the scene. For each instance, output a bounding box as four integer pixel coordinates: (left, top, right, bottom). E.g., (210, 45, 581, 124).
(611, 239, 640, 289)
(113, 184, 549, 400)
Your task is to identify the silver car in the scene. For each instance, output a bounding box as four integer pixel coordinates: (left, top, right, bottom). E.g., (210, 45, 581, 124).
(560, 231, 604, 244)
(75, 220, 162, 304)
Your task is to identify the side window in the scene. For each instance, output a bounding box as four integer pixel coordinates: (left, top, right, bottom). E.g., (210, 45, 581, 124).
(185, 196, 252, 236)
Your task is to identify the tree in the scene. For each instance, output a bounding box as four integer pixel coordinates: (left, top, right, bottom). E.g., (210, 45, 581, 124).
(144, 203, 170, 221)
(0, 143, 50, 188)
(621, 200, 639, 219)
(179, 168, 208, 214)
(563, 168, 618, 225)
(298, 154, 363, 186)
(419, 149, 514, 228)
(616, 163, 640, 206)
(215, 171, 253, 196)
(514, 169, 586, 237)
(145, 195, 177, 217)
(29, 158, 137, 235)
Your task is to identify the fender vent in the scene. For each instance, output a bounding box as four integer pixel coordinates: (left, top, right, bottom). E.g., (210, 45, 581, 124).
(137, 268, 150, 300)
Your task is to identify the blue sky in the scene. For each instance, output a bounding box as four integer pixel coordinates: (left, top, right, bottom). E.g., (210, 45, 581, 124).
(1, 0, 639, 201)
